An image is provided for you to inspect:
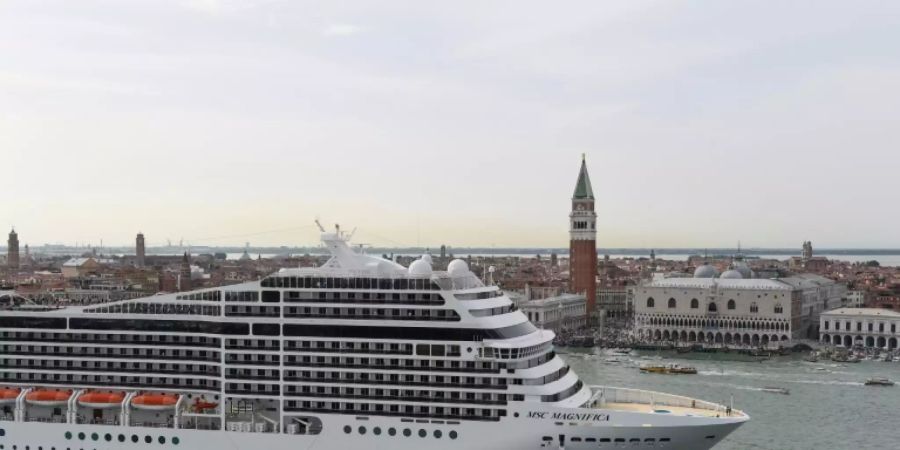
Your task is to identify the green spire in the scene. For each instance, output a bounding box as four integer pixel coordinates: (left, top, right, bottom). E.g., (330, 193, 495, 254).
(572, 154, 594, 199)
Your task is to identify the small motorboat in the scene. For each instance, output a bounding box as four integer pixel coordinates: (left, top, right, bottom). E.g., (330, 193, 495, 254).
(26, 389, 72, 407)
(132, 393, 179, 410)
(78, 391, 125, 409)
(611, 348, 633, 355)
(864, 378, 894, 387)
(0, 387, 21, 405)
(760, 386, 790, 395)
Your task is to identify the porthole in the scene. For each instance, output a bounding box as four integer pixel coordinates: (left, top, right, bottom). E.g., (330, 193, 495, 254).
(434, 430, 442, 439)
(0, 429, 4, 437)
(403, 429, 411, 437)
(513, 412, 519, 418)
(131, 435, 139, 443)
(104, 434, 111, 442)
(449, 430, 458, 440)
(144, 436, 152, 444)
(91, 433, 98, 442)
(78, 433, 85, 441)
(118, 435, 125, 443)
(418, 429, 426, 438)
(373, 428, 381, 436)
(171, 438, 179, 446)
(65, 432, 72, 440)
(358, 427, 366, 435)
(158, 437, 166, 445)
(343, 426, 351, 434)
(388, 428, 396, 436)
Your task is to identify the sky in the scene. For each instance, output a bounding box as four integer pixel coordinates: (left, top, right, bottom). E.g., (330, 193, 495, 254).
(1, 0, 899, 249)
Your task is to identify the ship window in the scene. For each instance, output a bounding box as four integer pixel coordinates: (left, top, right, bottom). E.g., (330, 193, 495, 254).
(388, 428, 396, 436)
(449, 431, 458, 440)
(403, 429, 411, 437)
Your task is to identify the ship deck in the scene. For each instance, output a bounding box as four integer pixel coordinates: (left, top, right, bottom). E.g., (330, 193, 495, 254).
(588, 385, 747, 419)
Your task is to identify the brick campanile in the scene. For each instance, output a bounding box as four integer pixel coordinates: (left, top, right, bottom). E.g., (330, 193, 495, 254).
(569, 155, 597, 315)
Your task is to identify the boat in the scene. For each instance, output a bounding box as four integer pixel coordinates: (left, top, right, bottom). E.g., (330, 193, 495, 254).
(639, 364, 697, 375)
(0, 225, 748, 450)
(760, 387, 790, 395)
(192, 397, 219, 412)
(132, 393, 179, 410)
(611, 347, 632, 355)
(864, 378, 895, 386)
(0, 387, 20, 405)
(25, 390, 72, 407)
(78, 391, 125, 409)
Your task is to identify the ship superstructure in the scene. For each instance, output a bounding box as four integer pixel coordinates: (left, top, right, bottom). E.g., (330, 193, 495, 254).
(0, 229, 747, 450)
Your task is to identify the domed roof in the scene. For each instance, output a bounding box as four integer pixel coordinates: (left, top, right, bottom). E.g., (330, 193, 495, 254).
(732, 261, 752, 279)
(447, 259, 469, 276)
(720, 269, 743, 279)
(421, 253, 433, 265)
(693, 264, 719, 278)
(408, 259, 433, 277)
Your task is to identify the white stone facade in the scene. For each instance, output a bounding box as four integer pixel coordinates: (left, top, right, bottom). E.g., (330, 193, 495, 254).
(633, 274, 845, 348)
(820, 307, 900, 349)
(520, 293, 587, 332)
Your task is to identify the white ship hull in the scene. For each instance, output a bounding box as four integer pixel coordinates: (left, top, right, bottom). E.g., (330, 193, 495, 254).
(3, 410, 743, 450)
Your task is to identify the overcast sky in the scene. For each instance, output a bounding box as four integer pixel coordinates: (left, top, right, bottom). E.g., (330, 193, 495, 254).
(2, 0, 899, 249)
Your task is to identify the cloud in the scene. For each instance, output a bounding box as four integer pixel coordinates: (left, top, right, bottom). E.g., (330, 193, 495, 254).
(322, 23, 365, 37)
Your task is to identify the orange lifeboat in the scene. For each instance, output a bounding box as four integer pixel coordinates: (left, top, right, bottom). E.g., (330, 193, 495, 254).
(0, 387, 20, 405)
(191, 397, 218, 412)
(131, 393, 179, 411)
(25, 389, 72, 407)
(78, 391, 125, 409)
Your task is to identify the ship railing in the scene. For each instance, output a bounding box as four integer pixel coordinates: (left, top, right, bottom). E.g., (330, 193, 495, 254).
(25, 417, 66, 424)
(588, 385, 743, 417)
(0, 414, 13, 421)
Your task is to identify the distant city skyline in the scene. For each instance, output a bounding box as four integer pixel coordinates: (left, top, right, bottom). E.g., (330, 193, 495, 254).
(3, 1, 900, 248)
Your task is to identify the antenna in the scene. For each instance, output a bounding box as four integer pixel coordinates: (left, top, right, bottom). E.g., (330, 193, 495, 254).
(347, 227, 357, 241)
(314, 219, 325, 233)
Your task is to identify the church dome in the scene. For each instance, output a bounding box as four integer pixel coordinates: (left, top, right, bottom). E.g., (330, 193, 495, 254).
(732, 261, 752, 279)
(408, 259, 433, 277)
(447, 259, 469, 276)
(693, 264, 719, 278)
(720, 269, 743, 279)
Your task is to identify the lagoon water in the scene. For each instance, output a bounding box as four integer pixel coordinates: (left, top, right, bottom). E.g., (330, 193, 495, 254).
(562, 350, 898, 450)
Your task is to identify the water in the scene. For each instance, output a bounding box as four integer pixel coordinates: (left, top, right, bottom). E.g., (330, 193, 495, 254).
(562, 350, 899, 450)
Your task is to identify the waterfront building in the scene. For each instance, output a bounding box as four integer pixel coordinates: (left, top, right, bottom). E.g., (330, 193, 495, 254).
(820, 307, 899, 349)
(519, 293, 587, 332)
(634, 273, 846, 347)
(569, 155, 597, 315)
(136, 232, 146, 267)
(6, 228, 19, 270)
(596, 286, 631, 324)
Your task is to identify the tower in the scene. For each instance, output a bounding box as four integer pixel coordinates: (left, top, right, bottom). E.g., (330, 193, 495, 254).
(179, 252, 192, 291)
(136, 233, 146, 267)
(569, 155, 598, 315)
(801, 241, 813, 261)
(7, 228, 19, 270)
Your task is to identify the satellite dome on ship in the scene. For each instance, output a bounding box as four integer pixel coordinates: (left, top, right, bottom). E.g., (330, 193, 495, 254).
(408, 258, 433, 277)
(447, 259, 469, 276)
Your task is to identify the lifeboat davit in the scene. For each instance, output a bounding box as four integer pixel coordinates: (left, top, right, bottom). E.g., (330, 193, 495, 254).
(78, 392, 125, 409)
(26, 389, 72, 407)
(132, 394, 179, 411)
(0, 388, 21, 405)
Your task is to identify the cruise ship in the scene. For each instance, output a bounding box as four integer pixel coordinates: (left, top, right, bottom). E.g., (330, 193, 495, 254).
(0, 229, 748, 450)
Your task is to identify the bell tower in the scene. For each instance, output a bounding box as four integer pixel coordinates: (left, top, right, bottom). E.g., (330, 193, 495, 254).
(569, 155, 597, 315)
